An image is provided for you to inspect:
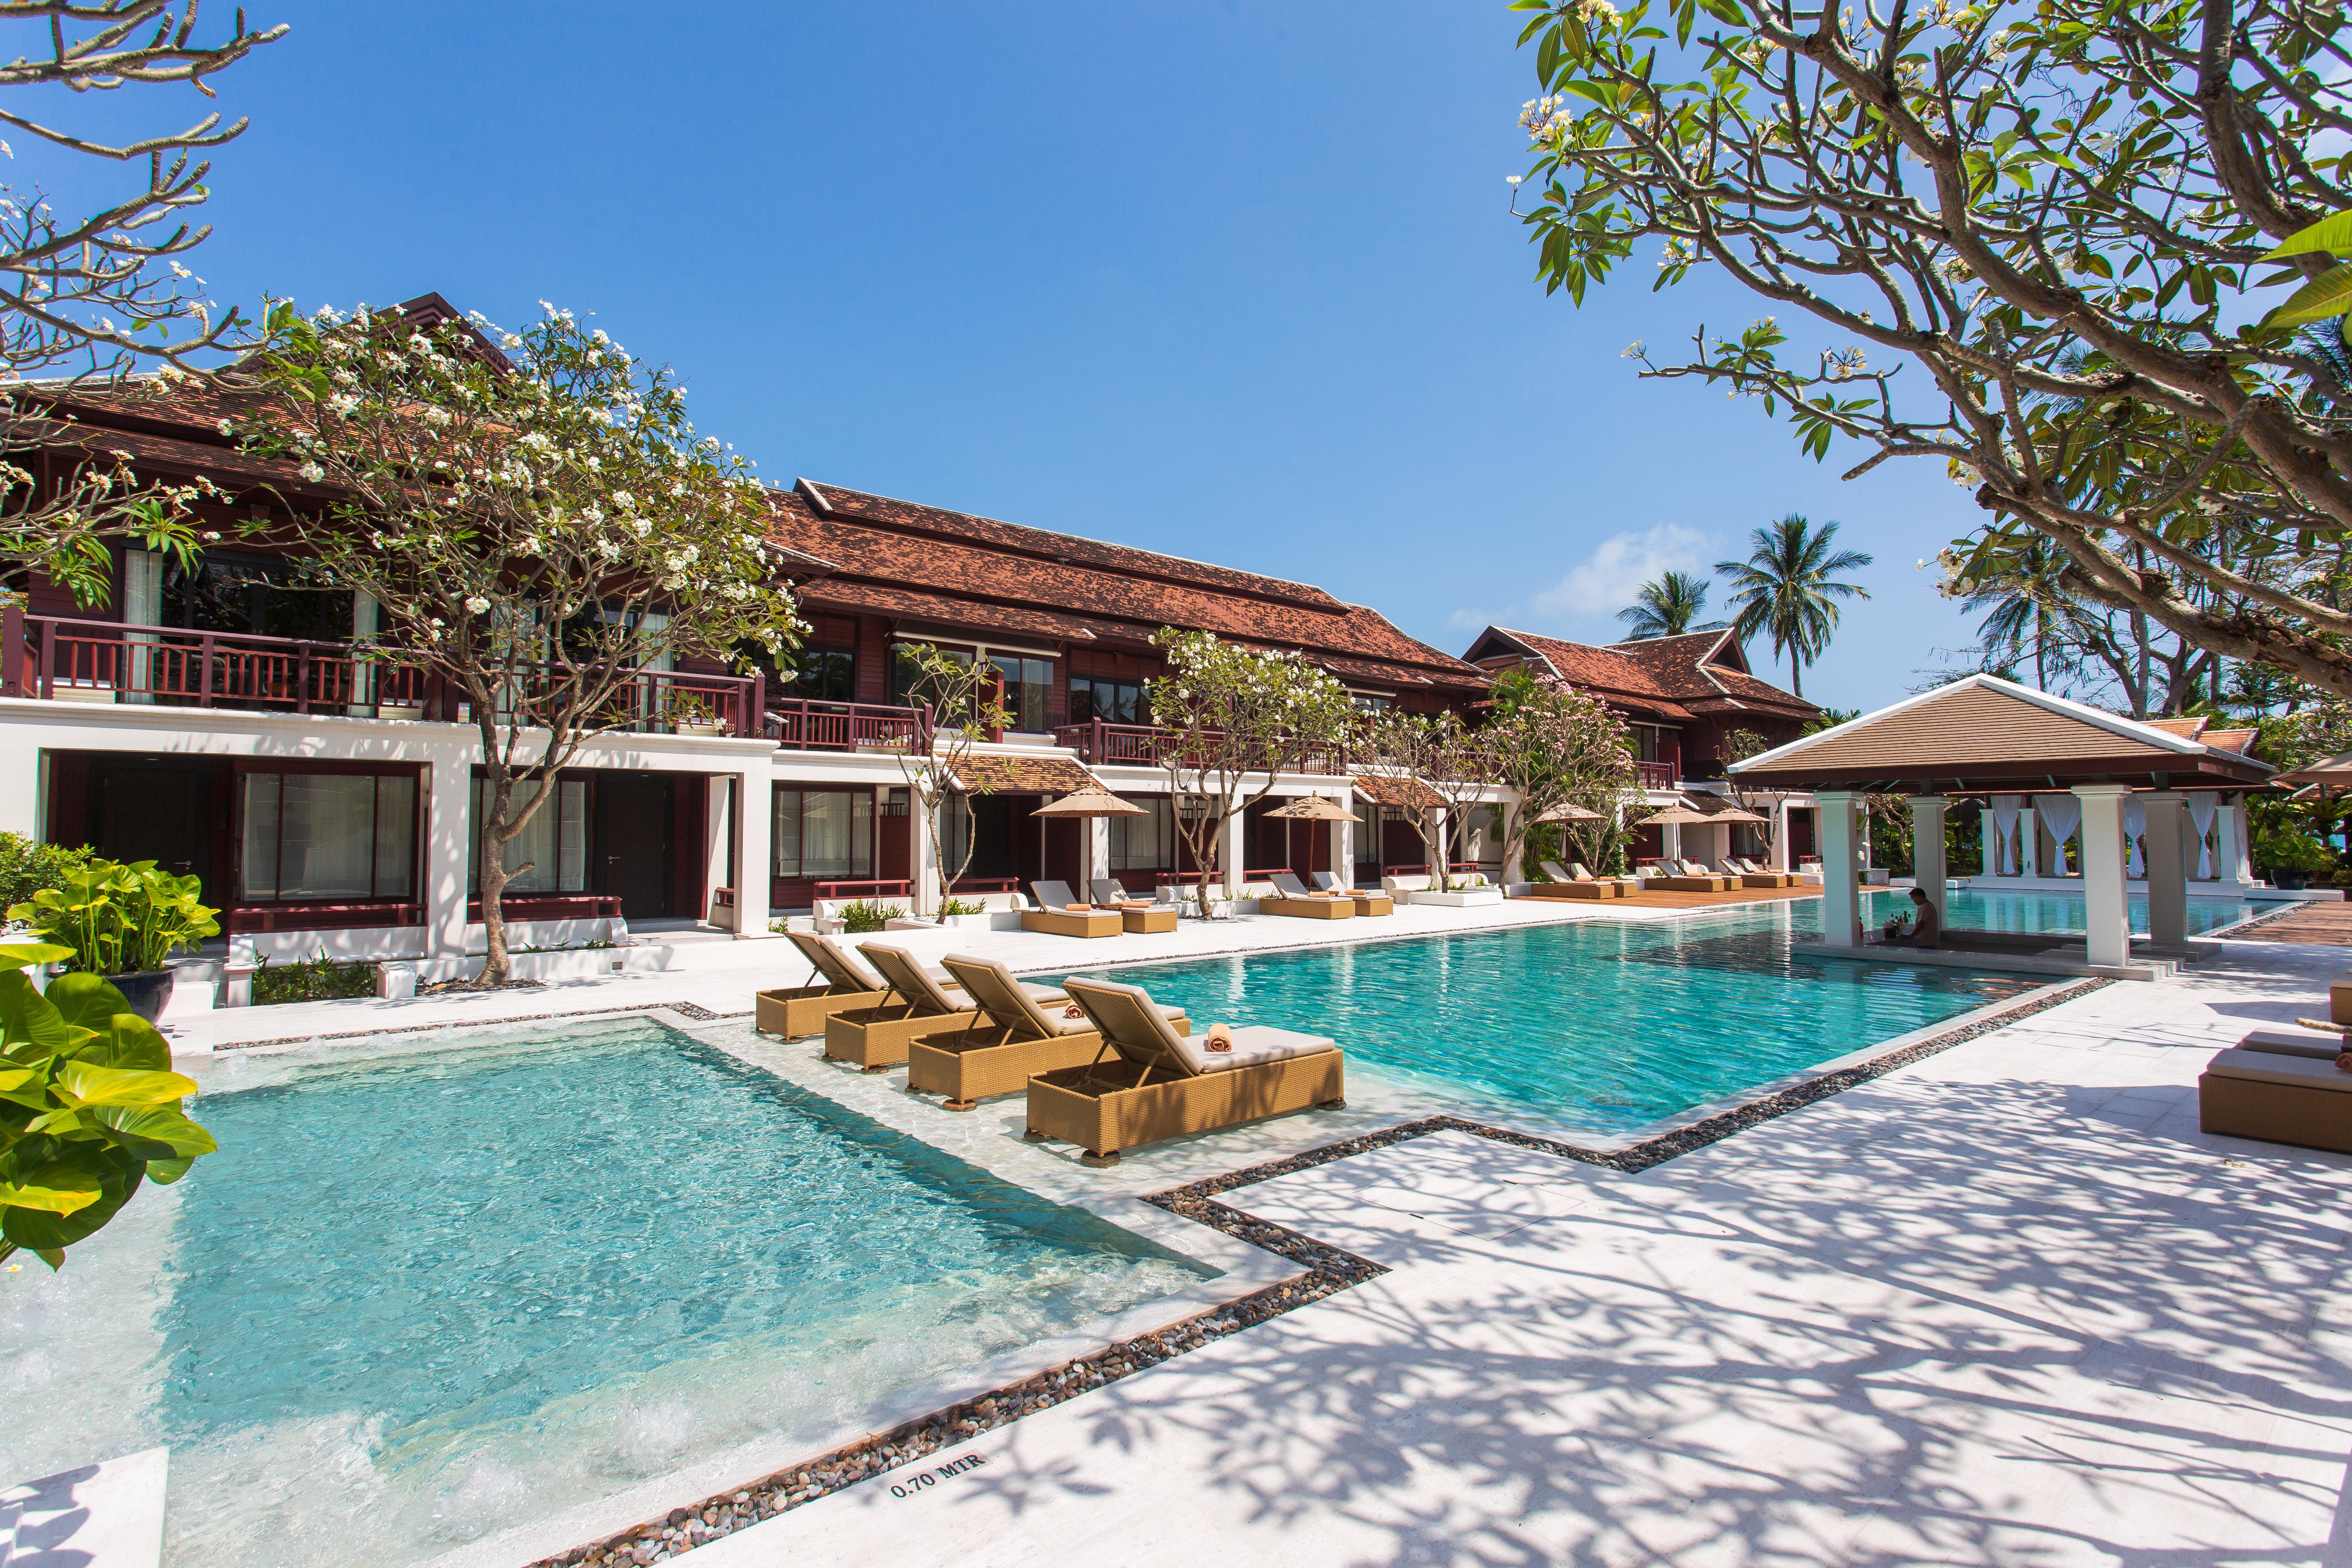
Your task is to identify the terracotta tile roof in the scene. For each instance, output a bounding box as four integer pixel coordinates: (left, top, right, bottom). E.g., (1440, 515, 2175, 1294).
(779, 481, 1487, 695)
(1466, 626, 1815, 724)
(1352, 773, 1446, 812)
(954, 754, 1100, 795)
(2141, 716, 2209, 739)
(2203, 727, 2257, 755)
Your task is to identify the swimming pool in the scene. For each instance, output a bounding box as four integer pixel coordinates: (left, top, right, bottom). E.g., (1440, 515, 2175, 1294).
(0, 1019, 1209, 1567)
(1911, 886, 2255, 938)
(1054, 899, 2045, 1136)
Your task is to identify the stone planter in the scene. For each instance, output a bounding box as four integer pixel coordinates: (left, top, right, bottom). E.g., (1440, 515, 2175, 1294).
(376, 704, 424, 721)
(1410, 888, 1505, 908)
(674, 721, 726, 737)
(103, 968, 176, 1023)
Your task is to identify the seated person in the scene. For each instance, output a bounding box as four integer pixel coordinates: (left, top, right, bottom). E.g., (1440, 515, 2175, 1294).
(1878, 886, 1940, 949)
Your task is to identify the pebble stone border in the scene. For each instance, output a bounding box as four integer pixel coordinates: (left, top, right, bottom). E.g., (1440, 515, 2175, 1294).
(205, 998, 746, 1052)
(525, 972, 2110, 1564)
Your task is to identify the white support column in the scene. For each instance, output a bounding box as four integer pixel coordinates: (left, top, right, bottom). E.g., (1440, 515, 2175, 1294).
(1431, 807, 1450, 882)
(731, 771, 770, 938)
(1085, 816, 1110, 895)
(1907, 796, 1950, 929)
(704, 776, 733, 925)
(1816, 789, 1863, 948)
(2142, 791, 2187, 949)
(1771, 800, 1792, 872)
(1662, 822, 1682, 866)
(2217, 795, 2251, 885)
(1497, 796, 1521, 886)
(911, 802, 942, 916)
(2019, 806, 2040, 877)
(2075, 783, 2133, 968)
(1973, 804, 1995, 877)
(1218, 807, 1249, 899)
(0, 731, 37, 838)
(425, 746, 474, 960)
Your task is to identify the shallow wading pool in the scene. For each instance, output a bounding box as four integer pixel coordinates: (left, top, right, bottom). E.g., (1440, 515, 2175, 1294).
(0, 1019, 1209, 1568)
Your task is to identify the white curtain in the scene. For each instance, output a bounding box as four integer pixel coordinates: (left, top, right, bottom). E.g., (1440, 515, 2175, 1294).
(2124, 798, 2147, 878)
(1991, 794, 2022, 874)
(2189, 793, 2218, 879)
(2040, 794, 2083, 871)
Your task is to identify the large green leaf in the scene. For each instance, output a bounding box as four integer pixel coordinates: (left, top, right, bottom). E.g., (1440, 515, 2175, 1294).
(2263, 211, 2352, 261)
(92, 1104, 217, 1161)
(44, 972, 136, 1031)
(0, 1176, 103, 1215)
(0, 969, 82, 1060)
(1, 1148, 140, 1252)
(56, 1060, 197, 1107)
(0, 942, 74, 969)
(2263, 262, 2352, 327)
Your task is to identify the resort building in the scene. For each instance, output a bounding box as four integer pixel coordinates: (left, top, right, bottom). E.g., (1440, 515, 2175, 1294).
(0, 314, 1523, 966)
(1459, 624, 1822, 866)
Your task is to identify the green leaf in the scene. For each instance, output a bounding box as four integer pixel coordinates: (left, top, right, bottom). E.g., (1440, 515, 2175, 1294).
(0, 969, 81, 1060)
(55, 1060, 197, 1107)
(0, 1178, 102, 1215)
(2261, 263, 2352, 327)
(0, 942, 73, 969)
(92, 1104, 217, 1160)
(2262, 211, 2352, 262)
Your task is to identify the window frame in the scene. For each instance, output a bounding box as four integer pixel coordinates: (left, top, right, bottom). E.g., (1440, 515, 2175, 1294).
(772, 787, 876, 880)
(233, 761, 423, 904)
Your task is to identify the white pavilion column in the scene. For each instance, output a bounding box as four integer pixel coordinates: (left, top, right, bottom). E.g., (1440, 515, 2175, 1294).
(728, 770, 771, 937)
(2142, 791, 2188, 948)
(1771, 800, 1793, 872)
(2074, 783, 2133, 968)
(425, 744, 474, 960)
(1334, 811, 1355, 888)
(910, 802, 942, 915)
(1218, 806, 1249, 898)
(2217, 794, 2252, 885)
(1908, 796, 1950, 929)
(1085, 816, 1110, 895)
(1816, 789, 1863, 948)
(1973, 803, 1995, 878)
(2019, 806, 2040, 877)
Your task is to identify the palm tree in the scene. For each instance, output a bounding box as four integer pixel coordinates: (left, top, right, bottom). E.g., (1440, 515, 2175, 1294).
(1616, 571, 1726, 639)
(1715, 514, 1873, 699)
(1960, 534, 2086, 693)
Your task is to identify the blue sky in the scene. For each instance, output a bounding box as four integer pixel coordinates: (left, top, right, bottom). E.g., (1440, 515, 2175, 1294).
(49, 0, 1987, 710)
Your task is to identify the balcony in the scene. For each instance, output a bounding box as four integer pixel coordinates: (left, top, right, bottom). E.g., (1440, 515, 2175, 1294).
(764, 697, 924, 752)
(1636, 760, 1678, 790)
(1053, 718, 1354, 775)
(2, 610, 767, 735)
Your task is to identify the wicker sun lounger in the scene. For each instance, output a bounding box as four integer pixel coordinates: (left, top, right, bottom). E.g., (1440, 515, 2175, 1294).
(1727, 857, 1798, 889)
(757, 930, 964, 1038)
(1089, 878, 1180, 933)
(1025, 977, 1345, 1165)
(824, 944, 1065, 1072)
(2199, 1044, 2352, 1154)
(1520, 860, 1619, 900)
(1263, 871, 1356, 920)
(1022, 879, 1123, 939)
(910, 954, 1191, 1109)
(1657, 859, 1734, 892)
(1312, 871, 1393, 915)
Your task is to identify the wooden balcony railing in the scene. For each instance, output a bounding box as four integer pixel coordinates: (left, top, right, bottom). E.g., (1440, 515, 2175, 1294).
(1, 609, 764, 735)
(1053, 718, 1355, 775)
(1636, 759, 1679, 790)
(765, 698, 925, 752)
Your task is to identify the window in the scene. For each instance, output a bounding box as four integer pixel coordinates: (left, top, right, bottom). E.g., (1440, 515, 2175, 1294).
(774, 789, 873, 878)
(1349, 691, 1395, 712)
(1070, 675, 1147, 726)
(1108, 797, 1175, 871)
(942, 793, 973, 878)
(890, 642, 971, 707)
(790, 643, 856, 702)
(240, 771, 417, 901)
(468, 777, 587, 894)
(989, 655, 1051, 733)
(164, 555, 354, 641)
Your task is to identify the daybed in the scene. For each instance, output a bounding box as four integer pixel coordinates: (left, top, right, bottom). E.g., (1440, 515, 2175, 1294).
(1089, 878, 1180, 933)
(1311, 870, 1393, 915)
(1655, 859, 1735, 892)
(1728, 857, 1799, 889)
(1263, 871, 1357, 920)
(757, 930, 962, 1038)
(2199, 1031, 2352, 1154)
(1020, 879, 1124, 939)
(1025, 976, 1345, 1164)
(1521, 860, 1620, 900)
(908, 953, 1190, 1109)
(823, 943, 1065, 1072)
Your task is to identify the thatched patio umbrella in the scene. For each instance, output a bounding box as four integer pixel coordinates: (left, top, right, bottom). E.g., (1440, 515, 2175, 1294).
(1535, 802, 1608, 824)
(1030, 786, 1146, 819)
(1265, 796, 1361, 822)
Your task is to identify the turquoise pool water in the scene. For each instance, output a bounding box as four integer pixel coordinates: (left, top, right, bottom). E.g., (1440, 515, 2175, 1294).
(1917, 886, 2255, 938)
(0, 1020, 1207, 1568)
(1056, 900, 2045, 1135)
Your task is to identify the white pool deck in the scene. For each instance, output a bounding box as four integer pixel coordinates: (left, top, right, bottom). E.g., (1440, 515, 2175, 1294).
(157, 898, 2352, 1566)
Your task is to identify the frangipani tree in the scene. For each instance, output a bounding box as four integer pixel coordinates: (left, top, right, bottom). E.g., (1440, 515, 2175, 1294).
(886, 642, 1013, 915)
(1368, 709, 1497, 891)
(1147, 629, 1355, 917)
(1509, 0, 2352, 697)
(1483, 670, 1639, 877)
(236, 302, 801, 986)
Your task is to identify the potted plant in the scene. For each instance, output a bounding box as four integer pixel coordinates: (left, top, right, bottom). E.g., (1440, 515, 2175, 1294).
(8, 859, 222, 1023)
(2261, 831, 2334, 891)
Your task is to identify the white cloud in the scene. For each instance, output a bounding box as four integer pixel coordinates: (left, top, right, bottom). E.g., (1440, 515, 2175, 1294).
(1532, 523, 1713, 622)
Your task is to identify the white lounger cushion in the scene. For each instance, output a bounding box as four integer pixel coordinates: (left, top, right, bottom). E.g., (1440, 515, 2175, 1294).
(2239, 1029, 2348, 1061)
(1173, 1024, 1338, 1076)
(2205, 1047, 2352, 1092)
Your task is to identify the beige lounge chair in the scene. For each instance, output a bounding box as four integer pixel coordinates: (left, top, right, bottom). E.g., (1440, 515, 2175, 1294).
(1521, 860, 1617, 900)
(1089, 878, 1179, 933)
(911, 954, 1191, 1109)
(1727, 857, 1797, 889)
(2199, 1044, 2352, 1153)
(1657, 858, 1733, 892)
(1022, 879, 1123, 939)
(757, 930, 962, 1038)
(1311, 871, 1393, 915)
(1263, 871, 1356, 920)
(1025, 977, 1345, 1165)
(824, 943, 1065, 1072)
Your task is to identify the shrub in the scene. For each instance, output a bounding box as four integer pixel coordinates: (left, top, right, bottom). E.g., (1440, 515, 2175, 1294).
(251, 949, 378, 1005)
(0, 833, 95, 915)
(2261, 831, 2336, 879)
(8, 858, 219, 975)
(938, 897, 986, 917)
(835, 899, 904, 933)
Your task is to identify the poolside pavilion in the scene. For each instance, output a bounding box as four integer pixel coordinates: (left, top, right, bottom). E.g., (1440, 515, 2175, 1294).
(1729, 676, 2275, 967)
